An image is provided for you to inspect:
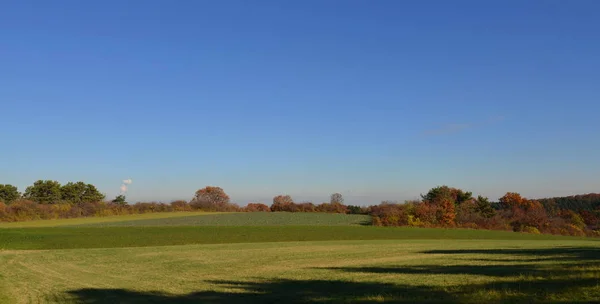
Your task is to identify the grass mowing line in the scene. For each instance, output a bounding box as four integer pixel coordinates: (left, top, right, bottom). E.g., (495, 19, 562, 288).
(0, 211, 224, 228)
(0, 226, 594, 250)
(75, 212, 372, 227)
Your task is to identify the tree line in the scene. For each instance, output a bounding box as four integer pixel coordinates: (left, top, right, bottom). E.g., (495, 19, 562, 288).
(0, 180, 105, 205)
(0, 181, 598, 237)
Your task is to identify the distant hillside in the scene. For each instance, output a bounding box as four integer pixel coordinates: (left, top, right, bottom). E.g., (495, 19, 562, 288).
(537, 193, 600, 211)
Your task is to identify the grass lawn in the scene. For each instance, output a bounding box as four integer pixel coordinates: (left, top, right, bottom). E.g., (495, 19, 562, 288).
(0, 226, 589, 250)
(0, 212, 370, 228)
(0, 239, 598, 303)
(1, 213, 598, 303)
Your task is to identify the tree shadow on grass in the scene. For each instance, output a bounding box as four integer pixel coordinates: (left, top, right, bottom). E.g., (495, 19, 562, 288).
(68, 279, 451, 304)
(419, 246, 600, 263)
(323, 246, 600, 303)
(326, 264, 545, 277)
(68, 247, 600, 304)
(67, 276, 600, 304)
(324, 247, 600, 278)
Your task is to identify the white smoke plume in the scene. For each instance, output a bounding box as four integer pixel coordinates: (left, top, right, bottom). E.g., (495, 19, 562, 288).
(120, 179, 133, 194)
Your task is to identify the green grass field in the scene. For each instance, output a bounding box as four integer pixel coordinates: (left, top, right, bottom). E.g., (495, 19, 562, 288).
(1, 212, 598, 303)
(0, 212, 370, 228)
(75, 212, 372, 227)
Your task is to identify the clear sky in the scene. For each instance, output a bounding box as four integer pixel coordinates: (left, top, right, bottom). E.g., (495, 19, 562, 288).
(1, 0, 599, 205)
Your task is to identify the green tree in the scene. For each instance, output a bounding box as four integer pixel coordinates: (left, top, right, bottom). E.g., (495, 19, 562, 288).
(0, 184, 21, 204)
(24, 180, 62, 204)
(421, 186, 473, 206)
(82, 184, 105, 202)
(61, 182, 105, 204)
(112, 195, 127, 205)
(475, 195, 496, 218)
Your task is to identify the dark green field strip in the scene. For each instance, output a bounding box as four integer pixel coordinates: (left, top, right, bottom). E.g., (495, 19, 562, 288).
(0, 226, 593, 250)
(75, 212, 372, 227)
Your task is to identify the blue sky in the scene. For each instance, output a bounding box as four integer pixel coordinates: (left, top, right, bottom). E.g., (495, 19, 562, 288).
(1, 0, 599, 205)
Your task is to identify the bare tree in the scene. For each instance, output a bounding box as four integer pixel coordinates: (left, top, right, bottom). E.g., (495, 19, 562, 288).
(330, 193, 344, 205)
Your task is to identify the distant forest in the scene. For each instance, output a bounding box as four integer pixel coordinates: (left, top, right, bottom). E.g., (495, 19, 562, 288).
(538, 193, 600, 212)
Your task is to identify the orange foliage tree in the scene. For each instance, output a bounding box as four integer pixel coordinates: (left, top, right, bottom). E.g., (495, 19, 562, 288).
(190, 186, 238, 211)
(270, 195, 295, 212)
(244, 203, 271, 212)
(421, 186, 465, 226)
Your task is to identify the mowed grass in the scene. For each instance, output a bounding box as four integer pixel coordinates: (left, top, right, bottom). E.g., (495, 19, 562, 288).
(0, 226, 591, 250)
(1, 213, 598, 303)
(0, 211, 223, 228)
(76, 212, 372, 227)
(0, 239, 598, 303)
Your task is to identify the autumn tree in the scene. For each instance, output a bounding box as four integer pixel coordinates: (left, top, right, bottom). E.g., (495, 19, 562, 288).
(0, 184, 20, 204)
(271, 195, 294, 212)
(438, 196, 456, 226)
(557, 209, 586, 229)
(369, 202, 408, 226)
(498, 192, 548, 231)
(499, 192, 543, 211)
(421, 186, 464, 226)
(244, 203, 271, 212)
(414, 202, 439, 226)
(498, 192, 527, 209)
(170, 200, 190, 211)
(580, 210, 599, 229)
(24, 180, 62, 204)
(190, 186, 236, 211)
(316, 202, 348, 213)
(296, 202, 316, 212)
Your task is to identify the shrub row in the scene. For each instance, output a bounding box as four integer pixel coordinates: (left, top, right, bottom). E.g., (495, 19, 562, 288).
(0, 199, 216, 222)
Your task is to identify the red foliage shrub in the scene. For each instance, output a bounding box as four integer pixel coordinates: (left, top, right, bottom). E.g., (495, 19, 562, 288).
(296, 202, 316, 212)
(171, 200, 191, 211)
(414, 202, 439, 225)
(271, 195, 296, 212)
(315, 202, 348, 214)
(580, 210, 599, 229)
(244, 203, 271, 212)
(369, 203, 408, 226)
(478, 214, 511, 231)
(6, 200, 40, 221)
(507, 205, 549, 232)
(557, 209, 586, 229)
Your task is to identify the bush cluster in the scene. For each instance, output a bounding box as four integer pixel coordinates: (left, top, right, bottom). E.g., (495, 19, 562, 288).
(368, 187, 600, 237)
